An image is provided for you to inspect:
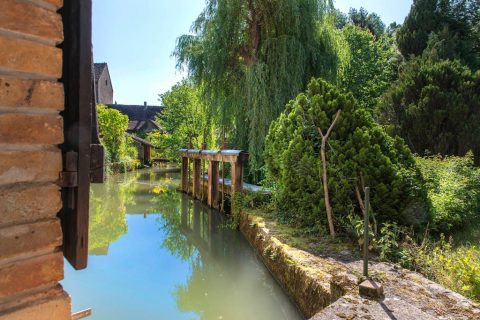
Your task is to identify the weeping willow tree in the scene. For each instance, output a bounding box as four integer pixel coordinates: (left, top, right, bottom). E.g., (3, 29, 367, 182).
(174, 0, 346, 181)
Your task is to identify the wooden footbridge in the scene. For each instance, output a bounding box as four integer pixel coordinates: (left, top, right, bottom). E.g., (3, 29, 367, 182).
(179, 148, 251, 210)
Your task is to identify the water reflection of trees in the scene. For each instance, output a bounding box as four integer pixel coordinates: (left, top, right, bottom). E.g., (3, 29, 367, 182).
(151, 193, 298, 320)
(88, 172, 139, 255)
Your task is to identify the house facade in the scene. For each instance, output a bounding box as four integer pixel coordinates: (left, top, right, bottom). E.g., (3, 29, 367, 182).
(94, 62, 113, 105)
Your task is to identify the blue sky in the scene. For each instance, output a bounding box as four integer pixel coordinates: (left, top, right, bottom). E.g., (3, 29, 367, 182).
(93, 0, 413, 105)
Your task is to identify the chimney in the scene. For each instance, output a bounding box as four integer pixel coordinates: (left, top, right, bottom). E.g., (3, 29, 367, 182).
(144, 101, 147, 107)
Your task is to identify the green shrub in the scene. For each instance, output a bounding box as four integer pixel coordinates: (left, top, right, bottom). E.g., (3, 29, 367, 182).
(264, 78, 428, 234)
(399, 235, 480, 302)
(416, 153, 480, 233)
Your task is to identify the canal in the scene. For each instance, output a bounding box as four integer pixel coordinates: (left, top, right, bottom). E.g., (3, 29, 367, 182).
(62, 167, 303, 320)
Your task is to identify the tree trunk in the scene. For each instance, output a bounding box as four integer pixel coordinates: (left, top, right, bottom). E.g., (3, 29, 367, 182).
(321, 138, 335, 237)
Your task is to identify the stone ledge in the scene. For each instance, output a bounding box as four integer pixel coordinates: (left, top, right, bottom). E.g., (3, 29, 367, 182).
(0, 285, 70, 320)
(239, 211, 356, 318)
(239, 211, 480, 320)
(0, 252, 64, 299)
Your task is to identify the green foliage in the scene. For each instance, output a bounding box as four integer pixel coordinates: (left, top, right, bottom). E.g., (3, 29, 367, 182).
(379, 57, 480, 162)
(347, 7, 385, 39)
(339, 25, 400, 111)
(148, 80, 215, 162)
(399, 235, 480, 302)
(397, 0, 480, 69)
(174, 0, 348, 180)
(97, 104, 139, 171)
(416, 154, 480, 233)
(265, 78, 428, 234)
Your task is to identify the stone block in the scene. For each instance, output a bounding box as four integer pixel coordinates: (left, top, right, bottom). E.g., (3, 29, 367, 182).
(0, 77, 64, 110)
(0, 252, 64, 299)
(0, 183, 61, 227)
(0, 150, 62, 186)
(0, 114, 63, 144)
(0, 0, 63, 45)
(0, 219, 62, 260)
(0, 288, 71, 320)
(359, 279, 384, 299)
(0, 36, 62, 78)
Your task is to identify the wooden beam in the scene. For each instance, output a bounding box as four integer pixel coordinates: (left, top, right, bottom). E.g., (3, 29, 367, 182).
(193, 159, 201, 199)
(179, 149, 249, 163)
(181, 157, 188, 193)
(207, 161, 219, 208)
(231, 162, 244, 194)
(72, 309, 92, 320)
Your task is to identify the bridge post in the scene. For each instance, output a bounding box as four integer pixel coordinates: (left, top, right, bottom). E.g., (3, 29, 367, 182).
(231, 162, 244, 194)
(181, 157, 189, 193)
(193, 158, 201, 199)
(208, 161, 219, 208)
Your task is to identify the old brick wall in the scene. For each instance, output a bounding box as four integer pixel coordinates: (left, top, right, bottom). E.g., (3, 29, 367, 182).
(0, 0, 71, 319)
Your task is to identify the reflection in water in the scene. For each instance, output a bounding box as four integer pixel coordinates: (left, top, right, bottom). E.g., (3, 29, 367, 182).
(63, 167, 303, 320)
(89, 172, 139, 255)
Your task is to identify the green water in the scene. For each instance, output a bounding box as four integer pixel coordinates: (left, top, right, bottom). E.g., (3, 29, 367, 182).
(62, 167, 303, 320)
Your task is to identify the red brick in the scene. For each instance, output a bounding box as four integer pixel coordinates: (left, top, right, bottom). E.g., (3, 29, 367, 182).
(0, 252, 64, 299)
(0, 114, 63, 144)
(0, 183, 61, 227)
(0, 220, 62, 260)
(0, 77, 63, 110)
(0, 151, 62, 186)
(0, 36, 62, 79)
(0, 0, 63, 45)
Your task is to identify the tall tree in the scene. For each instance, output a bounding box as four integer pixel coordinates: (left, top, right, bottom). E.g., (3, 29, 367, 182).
(380, 57, 480, 163)
(348, 7, 386, 38)
(397, 0, 480, 68)
(174, 0, 345, 181)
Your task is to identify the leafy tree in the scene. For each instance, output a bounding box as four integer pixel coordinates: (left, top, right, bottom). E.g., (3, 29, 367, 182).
(339, 25, 400, 111)
(97, 104, 138, 164)
(265, 78, 428, 234)
(379, 57, 480, 163)
(174, 0, 347, 180)
(148, 80, 214, 161)
(348, 7, 385, 38)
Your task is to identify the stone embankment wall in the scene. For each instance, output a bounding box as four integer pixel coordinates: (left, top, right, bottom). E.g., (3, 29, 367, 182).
(0, 0, 71, 319)
(239, 211, 480, 320)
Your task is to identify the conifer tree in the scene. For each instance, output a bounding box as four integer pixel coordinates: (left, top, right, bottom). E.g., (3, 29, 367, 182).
(265, 79, 428, 234)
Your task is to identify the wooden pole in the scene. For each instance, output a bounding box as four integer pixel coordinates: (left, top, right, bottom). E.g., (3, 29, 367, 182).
(363, 186, 370, 278)
(231, 162, 244, 194)
(193, 159, 201, 199)
(208, 161, 219, 208)
(181, 157, 188, 193)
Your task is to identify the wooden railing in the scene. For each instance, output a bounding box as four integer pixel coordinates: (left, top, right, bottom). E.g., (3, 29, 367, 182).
(179, 149, 249, 209)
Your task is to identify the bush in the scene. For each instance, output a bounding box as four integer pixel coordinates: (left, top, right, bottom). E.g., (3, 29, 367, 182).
(264, 78, 428, 234)
(416, 153, 480, 233)
(399, 235, 480, 302)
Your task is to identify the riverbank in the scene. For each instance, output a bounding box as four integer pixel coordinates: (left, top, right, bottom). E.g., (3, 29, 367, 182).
(239, 210, 480, 320)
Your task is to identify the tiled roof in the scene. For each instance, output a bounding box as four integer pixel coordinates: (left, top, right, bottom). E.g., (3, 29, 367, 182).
(107, 104, 163, 122)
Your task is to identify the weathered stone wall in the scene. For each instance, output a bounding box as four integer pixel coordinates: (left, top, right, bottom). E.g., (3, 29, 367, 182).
(96, 69, 113, 104)
(0, 0, 71, 319)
